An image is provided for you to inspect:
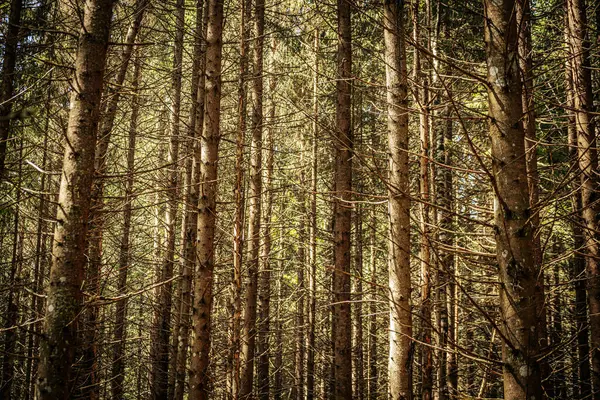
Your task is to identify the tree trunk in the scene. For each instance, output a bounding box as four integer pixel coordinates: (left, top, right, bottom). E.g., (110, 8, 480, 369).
(0, 0, 22, 179)
(566, 0, 600, 396)
(173, 3, 207, 400)
(149, 1, 185, 398)
(306, 28, 319, 400)
(36, 0, 115, 398)
(231, 0, 249, 395)
(516, 1, 551, 394)
(188, 0, 224, 398)
(483, 0, 542, 398)
(110, 48, 142, 400)
(332, 1, 353, 399)
(256, 37, 276, 399)
(384, 1, 412, 398)
(367, 210, 378, 400)
(240, 0, 264, 397)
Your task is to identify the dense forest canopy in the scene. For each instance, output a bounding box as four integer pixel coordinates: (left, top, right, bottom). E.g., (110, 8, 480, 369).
(0, 0, 599, 399)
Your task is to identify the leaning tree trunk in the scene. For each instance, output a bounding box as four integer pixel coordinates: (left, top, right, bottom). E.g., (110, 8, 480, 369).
(567, 0, 600, 396)
(483, 0, 542, 398)
(383, 1, 413, 398)
(35, 0, 115, 398)
(332, 1, 353, 399)
(0, 0, 22, 179)
(188, 0, 224, 398)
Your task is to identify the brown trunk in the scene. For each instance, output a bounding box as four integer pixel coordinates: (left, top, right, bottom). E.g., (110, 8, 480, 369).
(367, 210, 378, 400)
(188, 0, 224, 398)
(567, 0, 600, 396)
(516, 1, 551, 393)
(173, 3, 207, 400)
(82, 3, 147, 395)
(149, 2, 185, 398)
(384, 0, 412, 398)
(110, 49, 142, 400)
(306, 28, 319, 400)
(239, 0, 264, 397)
(483, 0, 542, 398)
(0, 0, 22, 179)
(256, 37, 276, 399)
(36, 0, 115, 398)
(332, 1, 353, 399)
(354, 204, 365, 400)
(231, 1, 249, 396)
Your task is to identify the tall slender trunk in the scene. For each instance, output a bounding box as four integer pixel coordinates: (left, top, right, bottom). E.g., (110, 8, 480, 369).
(188, 0, 224, 398)
(274, 224, 285, 400)
(516, 1, 551, 393)
(367, 210, 378, 400)
(384, 1, 412, 398)
(1, 133, 23, 400)
(83, 3, 147, 395)
(483, 0, 542, 398)
(354, 204, 365, 400)
(332, 1, 353, 399)
(0, 0, 22, 179)
(150, 1, 185, 398)
(306, 28, 319, 400)
(256, 38, 276, 398)
(567, 38, 592, 396)
(231, 1, 249, 396)
(110, 49, 142, 400)
(412, 3, 433, 397)
(566, 0, 600, 396)
(36, 0, 115, 398)
(240, 0, 265, 397)
(173, 3, 207, 400)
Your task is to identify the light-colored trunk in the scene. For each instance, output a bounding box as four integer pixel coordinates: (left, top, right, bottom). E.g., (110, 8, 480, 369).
(383, 1, 413, 398)
(188, 0, 224, 398)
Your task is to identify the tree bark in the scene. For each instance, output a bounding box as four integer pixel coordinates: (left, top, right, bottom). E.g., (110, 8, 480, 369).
(383, 1, 413, 398)
(173, 3, 207, 400)
(239, 0, 264, 397)
(36, 0, 115, 398)
(483, 0, 542, 398)
(0, 0, 22, 179)
(332, 1, 353, 399)
(566, 0, 600, 396)
(188, 0, 224, 398)
(110, 49, 142, 400)
(149, 1, 185, 398)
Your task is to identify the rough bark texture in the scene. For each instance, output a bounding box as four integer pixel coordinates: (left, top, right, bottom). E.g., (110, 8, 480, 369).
(384, 1, 412, 398)
(36, 0, 115, 398)
(173, 3, 207, 400)
(231, 0, 249, 395)
(0, 0, 22, 179)
(239, 0, 264, 398)
(516, 1, 551, 393)
(567, 0, 600, 396)
(483, 0, 542, 398)
(188, 0, 224, 398)
(333, 1, 353, 399)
